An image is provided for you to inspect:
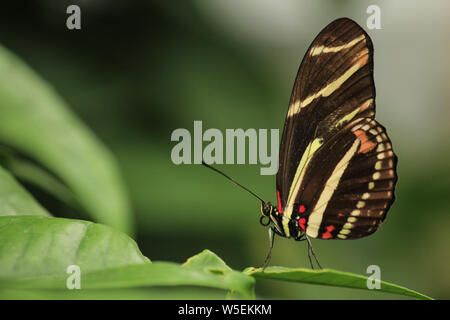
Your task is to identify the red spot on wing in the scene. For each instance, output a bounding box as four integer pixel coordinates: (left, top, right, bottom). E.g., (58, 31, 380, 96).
(299, 204, 306, 213)
(276, 190, 283, 214)
(322, 225, 335, 239)
(354, 129, 376, 154)
(322, 232, 332, 239)
(298, 218, 306, 231)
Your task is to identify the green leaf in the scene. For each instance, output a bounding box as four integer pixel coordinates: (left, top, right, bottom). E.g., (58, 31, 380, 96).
(244, 266, 433, 300)
(0, 263, 254, 299)
(183, 249, 231, 270)
(182, 250, 255, 299)
(0, 165, 50, 217)
(0, 287, 229, 300)
(0, 247, 255, 299)
(0, 45, 132, 233)
(0, 215, 148, 279)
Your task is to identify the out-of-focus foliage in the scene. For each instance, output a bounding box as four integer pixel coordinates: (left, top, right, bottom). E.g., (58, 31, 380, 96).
(0, 44, 133, 234)
(0, 165, 50, 217)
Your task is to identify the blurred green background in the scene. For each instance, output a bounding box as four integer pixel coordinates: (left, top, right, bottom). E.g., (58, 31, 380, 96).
(0, 0, 448, 299)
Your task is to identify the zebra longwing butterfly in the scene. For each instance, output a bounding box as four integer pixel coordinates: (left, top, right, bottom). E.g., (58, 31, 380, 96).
(203, 18, 397, 268)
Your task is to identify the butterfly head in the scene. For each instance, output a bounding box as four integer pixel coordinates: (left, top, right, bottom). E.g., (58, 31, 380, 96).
(260, 201, 274, 226)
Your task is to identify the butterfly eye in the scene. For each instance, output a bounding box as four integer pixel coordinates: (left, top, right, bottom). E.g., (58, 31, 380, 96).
(261, 202, 273, 216)
(260, 203, 269, 216)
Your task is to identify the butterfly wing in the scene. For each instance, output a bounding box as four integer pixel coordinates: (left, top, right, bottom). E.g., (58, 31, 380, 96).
(276, 18, 397, 239)
(292, 118, 397, 239)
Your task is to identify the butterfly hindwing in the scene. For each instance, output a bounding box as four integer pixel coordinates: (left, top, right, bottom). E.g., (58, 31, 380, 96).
(302, 118, 397, 239)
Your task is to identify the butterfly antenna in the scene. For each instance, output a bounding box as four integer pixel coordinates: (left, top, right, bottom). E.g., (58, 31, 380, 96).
(201, 161, 265, 203)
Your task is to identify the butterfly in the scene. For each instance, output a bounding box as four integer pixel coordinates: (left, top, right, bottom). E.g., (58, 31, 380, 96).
(203, 18, 397, 269)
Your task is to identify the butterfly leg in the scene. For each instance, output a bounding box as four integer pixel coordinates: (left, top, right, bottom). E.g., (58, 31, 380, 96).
(295, 234, 307, 241)
(306, 235, 323, 269)
(307, 245, 314, 269)
(262, 227, 276, 271)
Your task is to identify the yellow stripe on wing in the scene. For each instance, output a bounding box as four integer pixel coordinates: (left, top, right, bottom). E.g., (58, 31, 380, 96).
(306, 138, 360, 238)
(283, 137, 323, 236)
(287, 50, 369, 117)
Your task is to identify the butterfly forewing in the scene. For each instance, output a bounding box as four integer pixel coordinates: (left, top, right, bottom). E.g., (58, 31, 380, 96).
(276, 18, 397, 239)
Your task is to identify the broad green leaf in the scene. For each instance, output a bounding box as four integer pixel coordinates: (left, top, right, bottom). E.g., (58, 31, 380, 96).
(0, 45, 132, 233)
(0, 287, 228, 300)
(244, 266, 433, 300)
(183, 249, 231, 270)
(0, 165, 50, 217)
(182, 250, 255, 299)
(0, 216, 148, 279)
(0, 248, 255, 299)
